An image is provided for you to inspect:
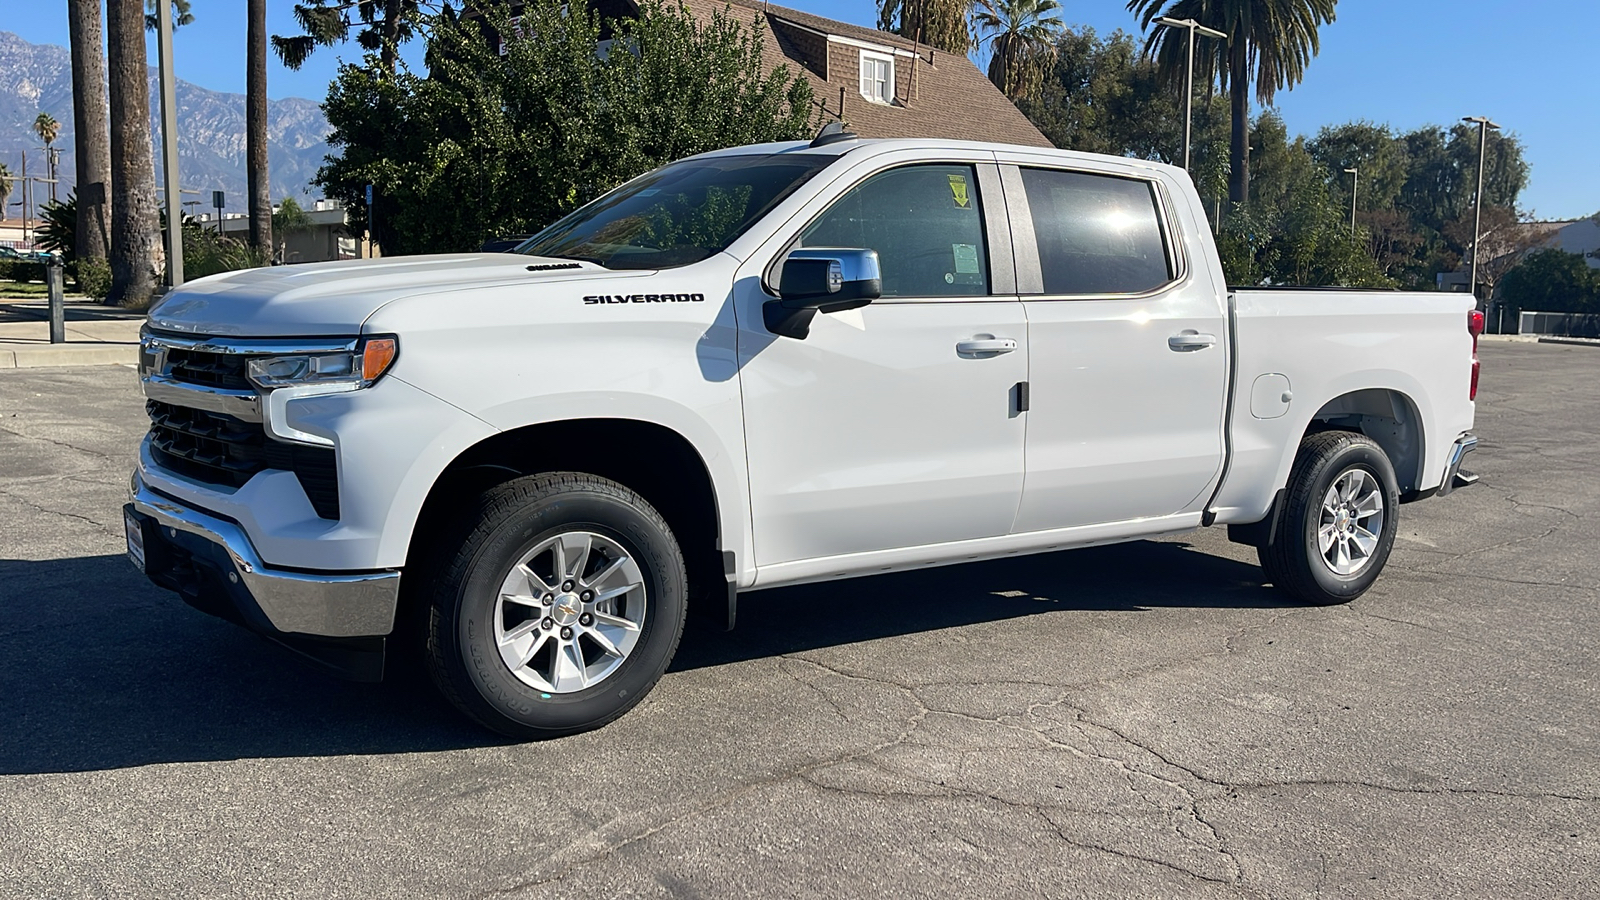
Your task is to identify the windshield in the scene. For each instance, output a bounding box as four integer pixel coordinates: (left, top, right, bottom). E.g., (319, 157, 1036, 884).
(517, 153, 834, 269)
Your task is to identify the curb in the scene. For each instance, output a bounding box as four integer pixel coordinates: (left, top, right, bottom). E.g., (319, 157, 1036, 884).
(1537, 337, 1600, 348)
(0, 344, 139, 369)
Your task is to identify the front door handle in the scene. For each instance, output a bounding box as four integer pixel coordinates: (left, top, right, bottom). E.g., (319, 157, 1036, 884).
(956, 337, 1018, 356)
(1168, 331, 1217, 352)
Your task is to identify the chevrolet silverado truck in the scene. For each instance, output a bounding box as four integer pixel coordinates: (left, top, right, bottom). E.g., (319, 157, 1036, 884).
(126, 131, 1482, 738)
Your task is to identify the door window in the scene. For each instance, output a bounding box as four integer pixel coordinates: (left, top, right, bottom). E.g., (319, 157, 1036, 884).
(1021, 168, 1172, 295)
(798, 164, 989, 298)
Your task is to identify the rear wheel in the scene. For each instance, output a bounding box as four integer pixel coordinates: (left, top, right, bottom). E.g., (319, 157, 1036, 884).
(425, 472, 687, 739)
(1258, 431, 1399, 606)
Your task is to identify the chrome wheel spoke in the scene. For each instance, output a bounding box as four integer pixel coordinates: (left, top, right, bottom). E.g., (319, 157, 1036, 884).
(582, 555, 628, 591)
(554, 532, 592, 583)
(1351, 526, 1379, 557)
(1318, 524, 1338, 553)
(550, 640, 588, 692)
(592, 611, 641, 633)
(497, 620, 546, 671)
(585, 625, 625, 659)
(594, 580, 641, 606)
(517, 563, 555, 597)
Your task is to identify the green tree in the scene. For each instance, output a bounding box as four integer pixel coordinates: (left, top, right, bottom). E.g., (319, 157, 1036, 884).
(1218, 112, 1388, 287)
(31, 113, 61, 204)
(317, 0, 820, 255)
(973, 0, 1064, 101)
(876, 0, 973, 54)
(1128, 0, 1338, 205)
(1499, 249, 1600, 314)
(1018, 27, 1231, 221)
(274, 0, 421, 75)
(271, 197, 313, 262)
(37, 193, 77, 263)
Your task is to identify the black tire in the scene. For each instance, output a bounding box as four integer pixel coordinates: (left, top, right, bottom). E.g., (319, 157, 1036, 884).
(425, 472, 687, 739)
(1258, 431, 1400, 606)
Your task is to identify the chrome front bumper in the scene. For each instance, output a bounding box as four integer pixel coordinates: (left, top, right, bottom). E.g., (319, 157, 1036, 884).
(128, 471, 399, 638)
(1437, 433, 1479, 497)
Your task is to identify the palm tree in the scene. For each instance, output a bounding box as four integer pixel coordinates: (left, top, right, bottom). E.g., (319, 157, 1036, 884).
(32, 113, 61, 204)
(974, 0, 1063, 101)
(0, 163, 12, 214)
(1128, 0, 1338, 205)
(106, 0, 160, 306)
(144, 0, 193, 30)
(68, 0, 113, 266)
(274, 0, 420, 75)
(876, 0, 975, 55)
(248, 0, 272, 255)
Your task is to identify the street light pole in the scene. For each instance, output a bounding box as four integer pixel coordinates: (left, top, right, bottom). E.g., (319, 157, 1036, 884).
(1344, 167, 1359, 234)
(156, 0, 184, 287)
(1155, 17, 1228, 172)
(1463, 116, 1500, 303)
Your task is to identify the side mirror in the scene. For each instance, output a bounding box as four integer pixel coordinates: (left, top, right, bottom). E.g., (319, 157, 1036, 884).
(763, 248, 882, 340)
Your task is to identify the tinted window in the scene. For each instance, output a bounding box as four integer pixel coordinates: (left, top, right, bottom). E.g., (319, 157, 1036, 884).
(799, 164, 988, 298)
(1021, 168, 1171, 295)
(520, 153, 833, 269)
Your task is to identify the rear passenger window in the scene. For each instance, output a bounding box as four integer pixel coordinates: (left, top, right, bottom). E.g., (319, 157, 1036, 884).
(1021, 168, 1172, 296)
(799, 164, 988, 298)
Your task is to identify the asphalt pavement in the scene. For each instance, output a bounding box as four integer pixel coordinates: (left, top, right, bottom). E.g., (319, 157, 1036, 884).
(0, 343, 1596, 898)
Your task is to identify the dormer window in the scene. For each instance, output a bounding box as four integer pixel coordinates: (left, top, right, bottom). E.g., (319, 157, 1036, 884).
(859, 50, 894, 104)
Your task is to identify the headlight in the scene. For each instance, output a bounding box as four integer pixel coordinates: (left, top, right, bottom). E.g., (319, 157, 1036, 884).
(247, 337, 398, 390)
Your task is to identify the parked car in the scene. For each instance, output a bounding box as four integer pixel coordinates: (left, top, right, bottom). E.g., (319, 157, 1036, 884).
(126, 133, 1481, 738)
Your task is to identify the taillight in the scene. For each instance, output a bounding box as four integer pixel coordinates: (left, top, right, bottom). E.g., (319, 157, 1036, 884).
(1467, 309, 1484, 400)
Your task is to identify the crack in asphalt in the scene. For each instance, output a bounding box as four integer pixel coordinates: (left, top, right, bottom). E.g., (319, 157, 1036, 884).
(0, 485, 118, 535)
(0, 422, 121, 463)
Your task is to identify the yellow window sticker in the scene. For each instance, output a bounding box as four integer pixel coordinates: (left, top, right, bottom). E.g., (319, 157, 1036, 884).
(948, 174, 971, 209)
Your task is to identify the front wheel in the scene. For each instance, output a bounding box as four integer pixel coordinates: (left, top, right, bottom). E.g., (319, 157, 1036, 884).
(425, 473, 687, 739)
(1258, 431, 1400, 606)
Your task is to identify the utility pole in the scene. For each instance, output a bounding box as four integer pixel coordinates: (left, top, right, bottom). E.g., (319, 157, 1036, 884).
(1463, 116, 1501, 303)
(156, 0, 184, 287)
(1155, 17, 1228, 172)
(1344, 167, 1359, 234)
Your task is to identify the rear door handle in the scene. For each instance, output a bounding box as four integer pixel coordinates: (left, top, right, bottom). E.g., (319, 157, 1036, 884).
(1168, 332, 1217, 351)
(956, 338, 1018, 356)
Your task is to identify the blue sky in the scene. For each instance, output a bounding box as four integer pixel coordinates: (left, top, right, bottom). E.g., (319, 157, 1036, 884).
(8, 0, 1596, 219)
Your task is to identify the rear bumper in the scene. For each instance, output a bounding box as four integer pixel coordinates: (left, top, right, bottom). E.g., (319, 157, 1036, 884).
(127, 471, 400, 681)
(1436, 432, 1479, 497)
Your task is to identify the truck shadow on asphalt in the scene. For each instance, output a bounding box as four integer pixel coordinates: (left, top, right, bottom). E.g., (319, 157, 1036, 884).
(0, 541, 1284, 775)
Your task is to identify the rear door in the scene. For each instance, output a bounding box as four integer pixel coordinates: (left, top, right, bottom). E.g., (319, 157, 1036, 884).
(734, 153, 1029, 568)
(996, 157, 1229, 532)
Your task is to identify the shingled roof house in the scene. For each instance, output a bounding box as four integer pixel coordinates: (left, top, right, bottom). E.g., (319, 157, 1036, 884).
(483, 0, 1051, 147)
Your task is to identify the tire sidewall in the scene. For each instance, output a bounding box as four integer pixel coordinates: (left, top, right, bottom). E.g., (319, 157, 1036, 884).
(1295, 442, 1399, 601)
(446, 488, 685, 735)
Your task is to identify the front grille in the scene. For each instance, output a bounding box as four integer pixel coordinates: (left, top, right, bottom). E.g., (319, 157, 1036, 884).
(165, 347, 252, 391)
(147, 399, 340, 520)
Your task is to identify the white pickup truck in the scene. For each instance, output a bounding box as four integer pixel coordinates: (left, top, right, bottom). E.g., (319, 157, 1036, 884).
(126, 132, 1482, 737)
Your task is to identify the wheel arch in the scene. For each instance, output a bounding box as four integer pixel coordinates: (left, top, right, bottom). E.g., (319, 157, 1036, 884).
(1304, 387, 1427, 499)
(398, 417, 733, 641)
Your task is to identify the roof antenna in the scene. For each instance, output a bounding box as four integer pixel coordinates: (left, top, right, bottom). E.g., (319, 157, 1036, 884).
(810, 121, 858, 148)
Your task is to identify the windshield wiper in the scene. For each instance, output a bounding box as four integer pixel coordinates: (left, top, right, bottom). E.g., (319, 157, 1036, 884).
(533, 253, 609, 268)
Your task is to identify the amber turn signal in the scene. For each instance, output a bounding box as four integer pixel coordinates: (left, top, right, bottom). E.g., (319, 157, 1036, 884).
(362, 337, 398, 382)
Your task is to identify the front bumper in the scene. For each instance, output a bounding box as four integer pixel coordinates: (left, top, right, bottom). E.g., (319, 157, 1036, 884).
(127, 471, 400, 681)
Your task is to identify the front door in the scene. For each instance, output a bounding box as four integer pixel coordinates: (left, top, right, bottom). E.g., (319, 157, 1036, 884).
(736, 161, 1028, 568)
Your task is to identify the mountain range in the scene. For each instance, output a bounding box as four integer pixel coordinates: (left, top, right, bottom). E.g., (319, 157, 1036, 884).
(0, 30, 331, 218)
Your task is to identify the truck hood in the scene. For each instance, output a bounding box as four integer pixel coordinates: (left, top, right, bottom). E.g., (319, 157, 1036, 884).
(147, 253, 633, 337)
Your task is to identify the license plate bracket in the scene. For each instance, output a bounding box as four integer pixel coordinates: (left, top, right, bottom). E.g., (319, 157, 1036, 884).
(125, 510, 147, 572)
